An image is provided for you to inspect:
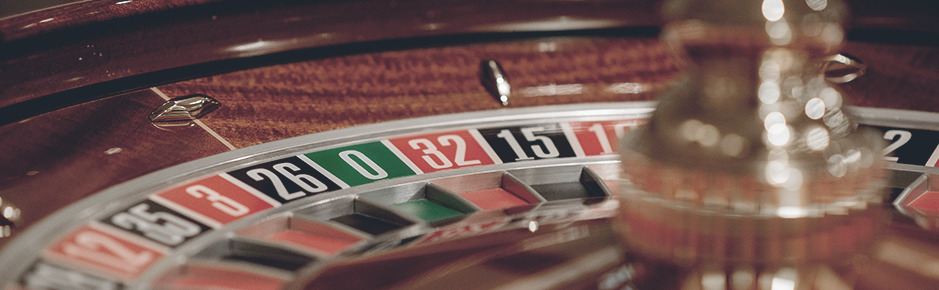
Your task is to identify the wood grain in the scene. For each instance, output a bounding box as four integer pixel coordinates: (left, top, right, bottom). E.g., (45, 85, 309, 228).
(840, 42, 939, 111)
(0, 89, 230, 249)
(2, 35, 938, 252)
(158, 37, 679, 148)
(157, 36, 939, 148)
(0, 0, 659, 119)
(0, 36, 680, 249)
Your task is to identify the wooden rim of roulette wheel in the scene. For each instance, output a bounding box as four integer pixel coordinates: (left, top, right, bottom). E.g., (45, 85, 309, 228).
(1, 0, 939, 289)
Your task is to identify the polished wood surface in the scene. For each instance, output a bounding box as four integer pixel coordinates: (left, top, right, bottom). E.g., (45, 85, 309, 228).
(0, 0, 222, 40)
(158, 37, 677, 148)
(3, 0, 937, 127)
(0, 0, 660, 124)
(3, 32, 939, 251)
(0, 0, 937, 287)
(841, 42, 939, 110)
(155, 37, 939, 147)
(0, 90, 231, 249)
(1, 0, 939, 288)
(0, 36, 679, 249)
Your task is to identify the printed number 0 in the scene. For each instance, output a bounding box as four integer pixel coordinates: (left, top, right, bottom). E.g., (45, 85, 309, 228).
(883, 130, 912, 162)
(185, 185, 250, 217)
(409, 135, 481, 169)
(339, 150, 389, 180)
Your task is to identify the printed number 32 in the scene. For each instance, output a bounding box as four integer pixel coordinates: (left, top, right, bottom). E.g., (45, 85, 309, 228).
(409, 135, 481, 169)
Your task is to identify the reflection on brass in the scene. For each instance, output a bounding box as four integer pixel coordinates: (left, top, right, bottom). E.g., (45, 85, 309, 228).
(0, 197, 21, 238)
(616, 0, 884, 288)
(479, 59, 512, 106)
(149, 94, 221, 124)
(819, 53, 866, 83)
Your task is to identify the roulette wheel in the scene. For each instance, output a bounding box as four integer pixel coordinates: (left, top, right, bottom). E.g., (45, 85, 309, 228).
(1, 0, 938, 288)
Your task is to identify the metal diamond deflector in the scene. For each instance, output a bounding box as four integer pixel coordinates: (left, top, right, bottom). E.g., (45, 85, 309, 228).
(479, 59, 511, 106)
(149, 94, 221, 123)
(819, 53, 867, 84)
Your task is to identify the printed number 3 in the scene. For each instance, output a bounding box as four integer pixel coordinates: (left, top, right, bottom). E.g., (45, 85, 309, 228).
(185, 185, 250, 217)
